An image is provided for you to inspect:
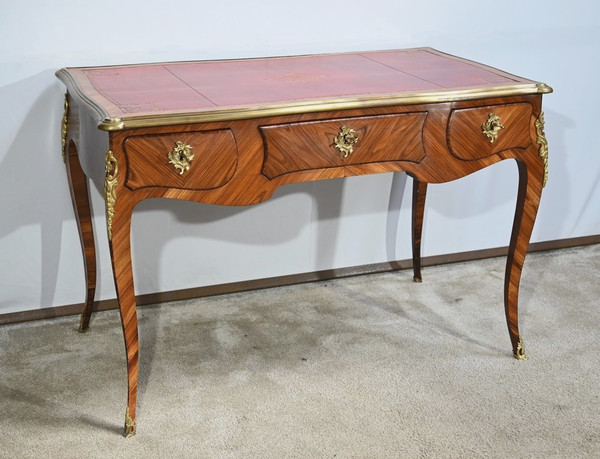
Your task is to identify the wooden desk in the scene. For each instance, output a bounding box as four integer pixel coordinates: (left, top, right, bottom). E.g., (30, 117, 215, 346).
(57, 48, 551, 437)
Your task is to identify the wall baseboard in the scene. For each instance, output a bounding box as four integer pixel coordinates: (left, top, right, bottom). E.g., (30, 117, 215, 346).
(2, 235, 598, 326)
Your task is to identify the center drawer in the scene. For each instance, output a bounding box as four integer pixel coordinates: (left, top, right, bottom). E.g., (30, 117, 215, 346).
(259, 113, 427, 179)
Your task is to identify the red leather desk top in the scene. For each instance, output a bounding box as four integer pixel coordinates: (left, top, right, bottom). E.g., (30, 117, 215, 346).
(57, 48, 547, 130)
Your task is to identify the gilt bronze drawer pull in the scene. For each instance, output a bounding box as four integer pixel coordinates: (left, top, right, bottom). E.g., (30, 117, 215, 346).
(482, 113, 505, 143)
(168, 141, 194, 174)
(334, 125, 359, 158)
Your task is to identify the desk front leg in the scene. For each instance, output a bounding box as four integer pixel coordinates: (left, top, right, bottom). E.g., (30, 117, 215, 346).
(104, 150, 139, 437)
(505, 155, 544, 360)
(108, 205, 138, 438)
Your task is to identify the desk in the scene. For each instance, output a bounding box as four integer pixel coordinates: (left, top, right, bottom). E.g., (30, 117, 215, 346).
(57, 48, 551, 437)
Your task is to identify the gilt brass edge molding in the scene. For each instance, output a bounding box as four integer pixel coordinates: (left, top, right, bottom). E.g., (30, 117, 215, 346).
(104, 150, 118, 240)
(61, 94, 69, 162)
(98, 117, 125, 131)
(56, 68, 123, 130)
(96, 83, 551, 131)
(534, 112, 549, 187)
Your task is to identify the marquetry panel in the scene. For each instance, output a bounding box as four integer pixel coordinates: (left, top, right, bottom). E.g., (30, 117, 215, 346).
(447, 103, 533, 160)
(260, 113, 427, 179)
(124, 129, 238, 191)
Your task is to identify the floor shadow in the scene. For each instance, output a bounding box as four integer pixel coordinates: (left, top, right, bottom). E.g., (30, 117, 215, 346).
(0, 383, 119, 435)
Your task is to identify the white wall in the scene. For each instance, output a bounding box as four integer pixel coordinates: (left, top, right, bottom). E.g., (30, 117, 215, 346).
(1, 1, 598, 315)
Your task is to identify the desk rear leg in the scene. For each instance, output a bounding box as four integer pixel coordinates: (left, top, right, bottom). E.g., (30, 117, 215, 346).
(64, 140, 97, 332)
(411, 179, 428, 282)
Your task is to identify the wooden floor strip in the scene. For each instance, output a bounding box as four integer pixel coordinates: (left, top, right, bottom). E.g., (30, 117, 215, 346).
(1, 235, 598, 326)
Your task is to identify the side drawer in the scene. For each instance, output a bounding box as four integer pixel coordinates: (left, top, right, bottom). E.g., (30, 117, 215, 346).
(260, 113, 427, 179)
(447, 103, 533, 160)
(124, 129, 238, 191)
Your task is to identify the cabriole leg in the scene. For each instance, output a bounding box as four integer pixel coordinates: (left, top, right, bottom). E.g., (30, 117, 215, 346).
(109, 205, 138, 438)
(505, 159, 544, 360)
(104, 149, 139, 437)
(63, 124, 97, 332)
(411, 178, 428, 283)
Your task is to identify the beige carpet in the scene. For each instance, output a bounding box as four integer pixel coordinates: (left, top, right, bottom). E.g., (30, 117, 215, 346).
(1, 244, 599, 457)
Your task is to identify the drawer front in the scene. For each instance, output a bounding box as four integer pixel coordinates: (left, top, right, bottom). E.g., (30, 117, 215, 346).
(124, 129, 238, 191)
(260, 113, 427, 179)
(447, 103, 533, 160)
